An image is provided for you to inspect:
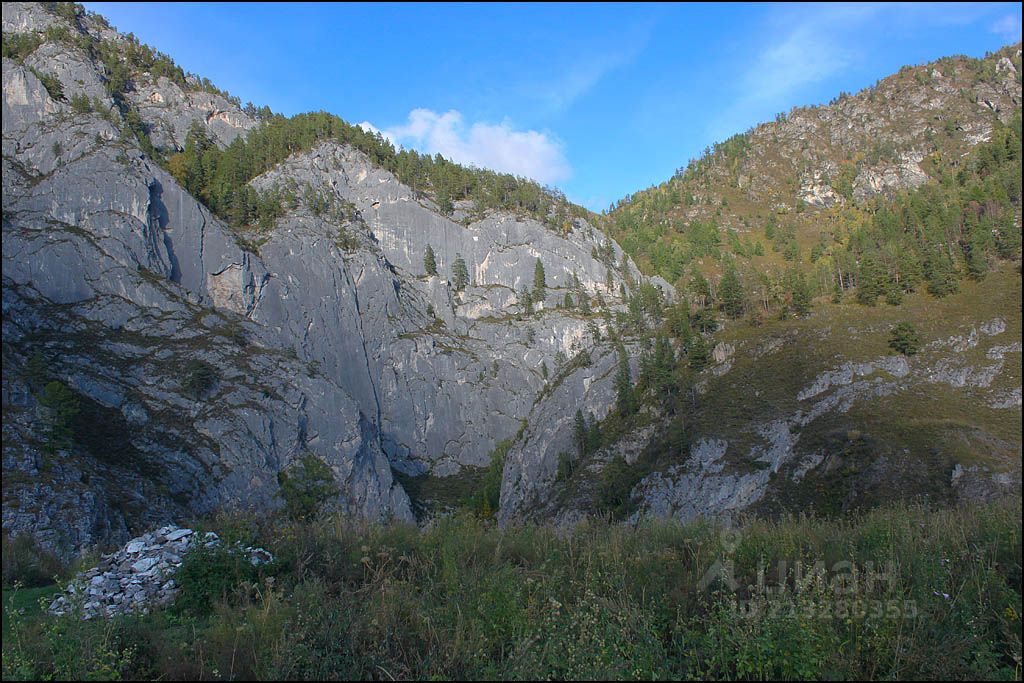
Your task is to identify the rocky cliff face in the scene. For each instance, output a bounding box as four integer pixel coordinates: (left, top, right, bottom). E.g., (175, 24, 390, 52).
(2, 2, 667, 556)
(4, 3, 1018, 557)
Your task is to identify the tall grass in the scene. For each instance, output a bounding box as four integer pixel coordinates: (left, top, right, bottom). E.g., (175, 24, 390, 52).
(3, 498, 1020, 680)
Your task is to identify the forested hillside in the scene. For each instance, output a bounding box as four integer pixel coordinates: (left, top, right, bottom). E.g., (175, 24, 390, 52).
(607, 45, 1022, 322)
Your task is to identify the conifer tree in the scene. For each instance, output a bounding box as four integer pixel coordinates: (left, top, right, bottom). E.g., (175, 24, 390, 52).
(667, 301, 692, 341)
(644, 335, 676, 397)
(688, 335, 710, 371)
(787, 268, 812, 316)
(856, 253, 886, 306)
(424, 244, 437, 276)
(614, 344, 636, 416)
(888, 322, 921, 356)
(719, 265, 745, 318)
(573, 409, 587, 458)
(884, 281, 904, 306)
(533, 258, 547, 299)
(452, 254, 469, 291)
(518, 286, 534, 316)
(925, 247, 959, 297)
(689, 270, 712, 309)
(831, 277, 844, 304)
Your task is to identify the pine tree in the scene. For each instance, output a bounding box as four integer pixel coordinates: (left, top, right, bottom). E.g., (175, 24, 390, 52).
(649, 335, 676, 397)
(668, 302, 692, 341)
(787, 269, 812, 316)
(533, 258, 547, 299)
(691, 308, 718, 334)
(856, 253, 886, 306)
(573, 409, 587, 458)
(962, 224, 992, 280)
(831, 276, 844, 304)
(688, 335, 710, 371)
(614, 344, 636, 416)
(719, 266, 745, 318)
(884, 281, 903, 306)
(925, 247, 959, 297)
(627, 291, 646, 331)
(424, 244, 437, 276)
(897, 248, 924, 293)
(689, 270, 712, 309)
(452, 254, 469, 291)
(518, 286, 534, 316)
(995, 221, 1022, 258)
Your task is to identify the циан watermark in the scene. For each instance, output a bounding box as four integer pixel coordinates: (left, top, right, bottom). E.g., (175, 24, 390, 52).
(697, 527, 919, 621)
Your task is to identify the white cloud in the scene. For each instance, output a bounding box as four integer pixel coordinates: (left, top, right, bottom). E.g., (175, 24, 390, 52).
(990, 14, 1022, 42)
(360, 109, 571, 185)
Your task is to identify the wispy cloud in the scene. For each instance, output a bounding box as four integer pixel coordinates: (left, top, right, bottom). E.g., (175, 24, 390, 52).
(708, 3, 1017, 141)
(990, 14, 1022, 43)
(534, 42, 647, 115)
(517, 18, 655, 117)
(708, 4, 875, 140)
(360, 109, 571, 185)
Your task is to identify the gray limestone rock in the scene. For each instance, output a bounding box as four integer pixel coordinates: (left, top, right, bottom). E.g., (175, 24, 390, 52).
(3, 5, 673, 555)
(48, 525, 273, 619)
(126, 74, 255, 151)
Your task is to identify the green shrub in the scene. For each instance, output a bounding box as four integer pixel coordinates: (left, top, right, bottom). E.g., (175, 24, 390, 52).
(1, 33, 42, 63)
(181, 360, 217, 399)
(171, 544, 261, 617)
(596, 456, 642, 517)
(277, 453, 339, 521)
(334, 226, 359, 251)
(29, 68, 64, 101)
(465, 439, 511, 517)
(888, 322, 921, 356)
(69, 93, 92, 113)
(1, 532, 65, 588)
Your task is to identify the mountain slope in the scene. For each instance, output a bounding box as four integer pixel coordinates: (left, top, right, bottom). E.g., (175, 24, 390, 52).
(522, 44, 1023, 527)
(2, 2, 667, 556)
(2, 3, 1020, 557)
(608, 44, 1021, 293)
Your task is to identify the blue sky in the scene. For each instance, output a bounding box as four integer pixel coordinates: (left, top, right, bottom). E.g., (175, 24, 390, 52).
(83, 2, 1022, 211)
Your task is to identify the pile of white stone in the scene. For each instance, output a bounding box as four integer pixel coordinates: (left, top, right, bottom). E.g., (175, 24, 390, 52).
(48, 526, 273, 619)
